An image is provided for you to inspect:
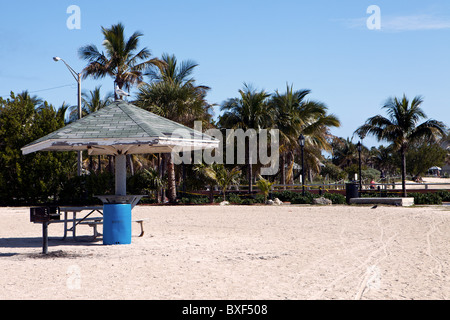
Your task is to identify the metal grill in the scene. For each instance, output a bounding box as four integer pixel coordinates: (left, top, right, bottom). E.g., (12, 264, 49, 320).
(30, 206, 61, 223)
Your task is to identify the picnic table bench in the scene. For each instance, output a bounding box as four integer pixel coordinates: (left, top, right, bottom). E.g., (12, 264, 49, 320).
(79, 219, 147, 240)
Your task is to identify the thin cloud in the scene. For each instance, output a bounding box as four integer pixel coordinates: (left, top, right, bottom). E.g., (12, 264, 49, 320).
(341, 14, 450, 32)
(383, 14, 450, 31)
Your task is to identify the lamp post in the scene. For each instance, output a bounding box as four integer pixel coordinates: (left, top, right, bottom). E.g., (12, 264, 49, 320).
(357, 141, 362, 192)
(299, 134, 306, 196)
(53, 57, 83, 176)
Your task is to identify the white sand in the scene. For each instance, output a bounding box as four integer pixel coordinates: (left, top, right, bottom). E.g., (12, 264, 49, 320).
(0, 204, 449, 300)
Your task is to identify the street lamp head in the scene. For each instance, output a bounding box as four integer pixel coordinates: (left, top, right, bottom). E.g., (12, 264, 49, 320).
(357, 141, 362, 152)
(358, 132, 366, 140)
(298, 134, 305, 147)
(53, 57, 61, 62)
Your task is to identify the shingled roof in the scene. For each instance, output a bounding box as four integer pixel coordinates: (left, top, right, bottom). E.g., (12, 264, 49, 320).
(22, 100, 218, 155)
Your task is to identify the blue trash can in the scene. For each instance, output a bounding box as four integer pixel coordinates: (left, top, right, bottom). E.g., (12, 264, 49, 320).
(103, 204, 132, 245)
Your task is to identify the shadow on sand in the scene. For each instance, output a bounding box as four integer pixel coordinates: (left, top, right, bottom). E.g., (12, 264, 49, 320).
(0, 236, 103, 256)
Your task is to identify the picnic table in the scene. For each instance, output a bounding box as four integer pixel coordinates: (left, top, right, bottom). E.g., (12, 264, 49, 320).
(30, 206, 146, 254)
(59, 206, 104, 240)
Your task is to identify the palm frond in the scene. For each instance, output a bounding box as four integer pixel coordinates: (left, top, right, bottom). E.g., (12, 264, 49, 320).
(410, 119, 447, 143)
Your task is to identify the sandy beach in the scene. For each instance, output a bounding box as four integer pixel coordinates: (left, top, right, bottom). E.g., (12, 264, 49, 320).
(1, 202, 449, 301)
(401, 177, 450, 190)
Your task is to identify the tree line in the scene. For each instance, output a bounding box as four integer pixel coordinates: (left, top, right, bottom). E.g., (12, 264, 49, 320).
(0, 23, 448, 205)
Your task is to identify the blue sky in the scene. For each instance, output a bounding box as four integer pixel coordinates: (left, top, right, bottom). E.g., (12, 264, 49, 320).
(1, 0, 449, 149)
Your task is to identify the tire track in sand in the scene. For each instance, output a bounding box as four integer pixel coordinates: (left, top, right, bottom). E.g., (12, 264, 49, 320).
(353, 213, 398, 300)
(426, 214, 446, 281)
(311, 212, 406, 300)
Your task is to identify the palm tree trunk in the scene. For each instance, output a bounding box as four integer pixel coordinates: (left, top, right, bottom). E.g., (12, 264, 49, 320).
(157, 154, 163, 203)
(246, 142, 253, 194)
(127, 155, 134, 176)
(98, 155, 102, 173)
(108, 156, 114, 174)
(280, 152, 286, 190)
(400, 146, 407, 197)
(166, 153, 177, 203)
(287, 151, 294, 185)
(89, 156, 94, 173)
(160, 154, 166, 202)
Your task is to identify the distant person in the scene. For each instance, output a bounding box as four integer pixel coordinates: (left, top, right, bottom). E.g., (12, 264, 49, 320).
(370, 180, 376, 189)
(414, 176, 423, 183)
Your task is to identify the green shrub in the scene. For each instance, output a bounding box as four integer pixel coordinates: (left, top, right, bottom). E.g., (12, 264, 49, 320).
(192, 197, 209, 205)
(180, 197, 191, 204)
(323, 193, 346, 204)
(409, 192, 442, 205)
(360, 191, 398, 198)
(178, 195, 210, 205)
(436, 190, 450, 202)
(344, 164, 380, 181)
(241, 198, 255, 205)
(226, 193, 242, 204)
(139, 197, 157, 204)
(273, 190, 299, 202)
(291, 195, 313, 204)
(59, 172, 114, 205)
(254, 194, 266, 204)
(289, 192, 316, 204)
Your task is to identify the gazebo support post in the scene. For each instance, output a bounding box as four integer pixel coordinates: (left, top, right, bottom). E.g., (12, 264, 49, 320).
(115, 154, 127, 196)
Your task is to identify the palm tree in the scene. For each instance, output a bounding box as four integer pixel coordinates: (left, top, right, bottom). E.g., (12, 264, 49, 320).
(78, 22, 164, 98)
(136, 81, 212, 127)
(219, 83, 271, 193)
(142, 168, 164, 201)
(331, 137, 359, 168)
(256, 174, 275, 203)
(268, 84, 340, 185)
(136, 53, 213, 203)
(16, 90, 43, 107)
(137, 53, 213, 126)
(200, 164, 241, 201)
(56, 102, 71, 125)
(220, 83, 271, 131)
(82, 86, 114, 114)
(64, 86, 114, 123)
(355, 95, 447, 197)
(369, 145, 397, 177)
(146, 53, 200, 87)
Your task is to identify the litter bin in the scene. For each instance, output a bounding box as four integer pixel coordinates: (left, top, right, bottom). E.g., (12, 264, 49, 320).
(103, 204, 132, 245)
(346, 182, 359, 205)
